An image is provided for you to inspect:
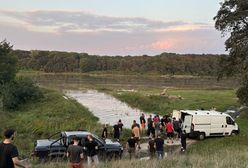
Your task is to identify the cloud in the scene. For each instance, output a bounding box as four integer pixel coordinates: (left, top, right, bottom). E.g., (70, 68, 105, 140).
(0, 10, 226, 55)
(0, 10, 211, 33)
(151, 40, 175, 50)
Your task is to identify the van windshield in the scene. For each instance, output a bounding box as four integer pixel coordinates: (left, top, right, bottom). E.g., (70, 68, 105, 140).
(226, 117, 235, 125)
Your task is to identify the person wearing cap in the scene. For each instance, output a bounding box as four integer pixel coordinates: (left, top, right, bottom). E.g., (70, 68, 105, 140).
(0, 129, 29, 168)
(67, 136, 84, 168)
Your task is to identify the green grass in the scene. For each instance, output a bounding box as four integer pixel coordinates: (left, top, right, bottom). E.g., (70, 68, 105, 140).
(94, 111, 248, 168)
(0, 81, 246, 168)
(0, 89, 100, 157)
(113, 89, 238, 115)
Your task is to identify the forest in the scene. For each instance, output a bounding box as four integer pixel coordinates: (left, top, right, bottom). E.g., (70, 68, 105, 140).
(14, 50, 223, 76)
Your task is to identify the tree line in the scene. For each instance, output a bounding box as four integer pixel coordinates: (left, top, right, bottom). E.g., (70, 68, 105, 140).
(14, 50, 223, 76)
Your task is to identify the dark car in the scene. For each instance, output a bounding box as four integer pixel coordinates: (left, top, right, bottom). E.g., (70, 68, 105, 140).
(33, 131, 123, 160)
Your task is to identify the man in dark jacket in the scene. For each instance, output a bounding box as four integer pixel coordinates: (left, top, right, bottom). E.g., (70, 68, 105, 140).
(181, 130, 187, 152)
(84, 135, 99, 167)
(154, 134, 164, 159)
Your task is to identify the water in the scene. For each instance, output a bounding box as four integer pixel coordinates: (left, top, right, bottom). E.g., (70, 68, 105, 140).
(66, 90, 151, 128)
(25, 74, 238, 127)
(28, 74, 239, 90)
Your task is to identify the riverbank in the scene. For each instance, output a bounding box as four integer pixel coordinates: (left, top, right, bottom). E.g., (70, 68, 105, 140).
(82, 85, 239, 115)
(0, 88, 100, 157)
(18, 70, 210, 78)
(17, 71, 239, 92)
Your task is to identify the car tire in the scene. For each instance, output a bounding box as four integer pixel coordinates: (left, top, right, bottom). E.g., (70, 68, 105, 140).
(198, 132, 205, 140)
(107, 151, 121, 160)
(231, 131, 237, 136)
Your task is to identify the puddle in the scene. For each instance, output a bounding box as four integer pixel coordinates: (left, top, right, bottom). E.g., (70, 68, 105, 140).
(65, 90, 151, 128)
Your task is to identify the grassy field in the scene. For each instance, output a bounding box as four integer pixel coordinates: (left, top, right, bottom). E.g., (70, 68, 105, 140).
(28, 86, 248, 168)
(0, 88, 100, 157)
(1, 74, 247, 167)
(111, 88, 238, 115)
(32, 112, 248, 168)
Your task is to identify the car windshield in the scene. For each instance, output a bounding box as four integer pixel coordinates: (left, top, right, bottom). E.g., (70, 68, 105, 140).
(92, 134, 105, 145)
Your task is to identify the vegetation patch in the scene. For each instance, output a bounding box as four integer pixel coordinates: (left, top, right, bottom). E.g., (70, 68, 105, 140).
(0, 89, 99, 157)
(113, 89, 238, 115)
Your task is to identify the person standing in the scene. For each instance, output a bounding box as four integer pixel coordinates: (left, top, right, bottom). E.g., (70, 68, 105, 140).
(84, 135, 99, 167)
(148, 136, 155, 159)
(153, 115, 160, 138)
(139, 113, 146, 135)
(67, 136, 84, 168)
(118, 119, 124, 135)
(165, 120, 174, 143)
(101, 124, 108, 139)
(0, 129, 29, 168)
(126, 134, 137, 160)
(172, 117, 180, 140)
(147, 114, 153, 137)
(181, 130, 187, 152)
(113, 122, 120, 141)
(154, 134, 164, 159)
(132, 125, 141, 149)
(131, 120, 140, 129)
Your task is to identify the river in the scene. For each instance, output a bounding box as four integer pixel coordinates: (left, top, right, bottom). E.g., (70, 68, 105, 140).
(65, 90, 150, 128)
(26, 74, 238, 127)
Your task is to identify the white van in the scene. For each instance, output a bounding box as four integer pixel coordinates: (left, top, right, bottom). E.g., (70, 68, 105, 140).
(173, 110, 240, 140)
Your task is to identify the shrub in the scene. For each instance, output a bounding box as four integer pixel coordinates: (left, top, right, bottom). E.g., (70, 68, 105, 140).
(1, 77, 43, 109)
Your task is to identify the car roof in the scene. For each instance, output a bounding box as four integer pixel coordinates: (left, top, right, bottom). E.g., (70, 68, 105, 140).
(63, 131, 91, 137)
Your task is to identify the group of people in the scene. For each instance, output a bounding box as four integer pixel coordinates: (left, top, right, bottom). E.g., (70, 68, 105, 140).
(0, 129, 99, 168)
(0, 113, 187, 168)
(100, 113, 187, 160)
(101, 119, 123, 142)
(126, 113, 187, 160)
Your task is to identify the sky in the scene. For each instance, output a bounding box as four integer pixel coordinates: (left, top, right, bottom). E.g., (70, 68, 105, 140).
(0, 0, 226, 56)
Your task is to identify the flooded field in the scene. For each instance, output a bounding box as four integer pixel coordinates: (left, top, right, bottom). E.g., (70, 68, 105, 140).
(28, 73, 239, 90)
(25, 73, 238, 127)
(66, 90, 149, 128)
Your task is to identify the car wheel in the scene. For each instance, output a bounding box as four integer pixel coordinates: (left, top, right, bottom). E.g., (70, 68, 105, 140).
(107, 151, 121, 160)
(198, 132, 205, 140)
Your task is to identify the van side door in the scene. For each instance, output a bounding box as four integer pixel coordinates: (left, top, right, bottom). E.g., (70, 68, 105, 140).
(210, 116, 225, 136)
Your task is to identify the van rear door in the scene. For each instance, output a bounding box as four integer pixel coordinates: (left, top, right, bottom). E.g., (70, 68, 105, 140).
(183, 115, 192, 133)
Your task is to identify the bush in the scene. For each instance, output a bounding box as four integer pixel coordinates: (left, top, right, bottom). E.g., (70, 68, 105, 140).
(1, 77, 43, 109)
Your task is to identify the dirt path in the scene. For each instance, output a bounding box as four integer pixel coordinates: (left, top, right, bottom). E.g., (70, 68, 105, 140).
(122, 137, 197, 160)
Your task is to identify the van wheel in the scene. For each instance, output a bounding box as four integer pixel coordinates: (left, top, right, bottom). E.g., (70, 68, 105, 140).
(198, 133, 205, 140)
(231, 131, 237, 136)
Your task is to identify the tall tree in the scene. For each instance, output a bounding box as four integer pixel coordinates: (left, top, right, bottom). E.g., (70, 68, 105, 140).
(0, 40, 17, 84)
(214, 0, 248, 105)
